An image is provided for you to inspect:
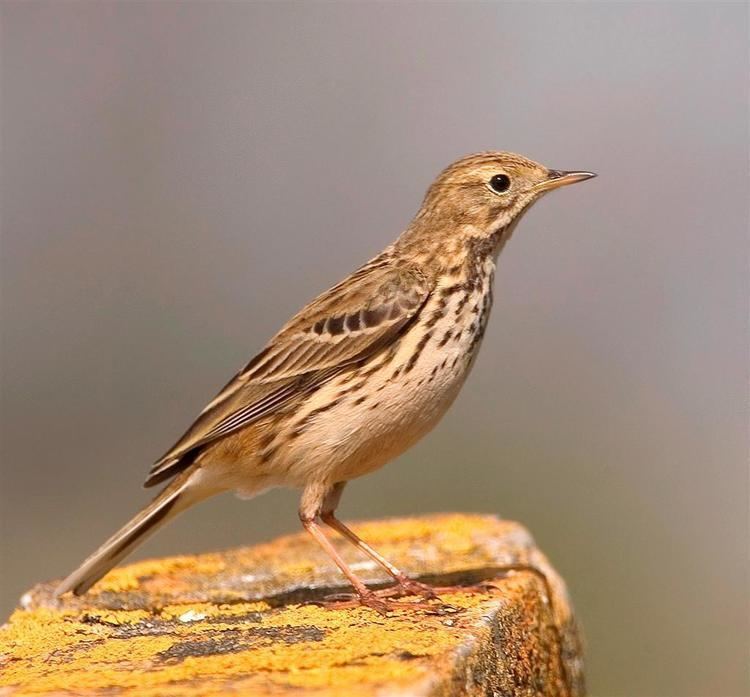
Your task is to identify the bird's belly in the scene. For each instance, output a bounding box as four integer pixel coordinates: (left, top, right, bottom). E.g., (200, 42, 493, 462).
(273, 280, 494, 487)
(282, 349, 470, 485)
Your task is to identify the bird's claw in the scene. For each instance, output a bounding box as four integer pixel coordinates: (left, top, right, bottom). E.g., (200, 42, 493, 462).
(308, 588, 460, 616)
(375, 578, 440, 600)
(306, 576, 500, 615)
(375, 579, 462, 614)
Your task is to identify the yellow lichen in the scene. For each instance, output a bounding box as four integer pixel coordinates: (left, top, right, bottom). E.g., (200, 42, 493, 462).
(0, 591, 499, 695)
(1, 514, 575, 696)
(86, 553, 228, 597)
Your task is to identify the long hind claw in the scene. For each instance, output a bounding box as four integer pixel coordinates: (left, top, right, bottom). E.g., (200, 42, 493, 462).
(308, 588, 459, 616)
(375, 578, 440, 600)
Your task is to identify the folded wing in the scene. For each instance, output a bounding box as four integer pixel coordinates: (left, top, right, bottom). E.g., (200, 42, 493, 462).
(144, 258, 432, 487)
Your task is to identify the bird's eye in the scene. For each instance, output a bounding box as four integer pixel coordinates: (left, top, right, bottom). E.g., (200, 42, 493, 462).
(489, 174, 511, 193)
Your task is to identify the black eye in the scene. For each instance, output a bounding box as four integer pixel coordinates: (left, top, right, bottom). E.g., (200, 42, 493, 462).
(489, 173, 511, 193)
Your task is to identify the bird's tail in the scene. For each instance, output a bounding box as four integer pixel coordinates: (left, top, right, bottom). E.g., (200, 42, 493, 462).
(55, 466, 212, 597)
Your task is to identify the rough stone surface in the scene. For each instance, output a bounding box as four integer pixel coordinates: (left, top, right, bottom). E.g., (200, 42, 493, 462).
(0, 513, 584, 696)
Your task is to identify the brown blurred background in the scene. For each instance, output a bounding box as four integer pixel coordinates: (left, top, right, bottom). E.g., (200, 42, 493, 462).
(1, 2, 748, 695)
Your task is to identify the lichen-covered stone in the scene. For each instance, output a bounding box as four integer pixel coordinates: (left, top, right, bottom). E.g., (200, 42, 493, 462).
(0, 513, 584, 696)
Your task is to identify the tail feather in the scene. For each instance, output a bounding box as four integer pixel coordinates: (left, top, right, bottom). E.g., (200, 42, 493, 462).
(55, 468, 206, 597)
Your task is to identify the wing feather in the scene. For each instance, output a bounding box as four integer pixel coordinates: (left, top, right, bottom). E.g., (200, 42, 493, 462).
(144, 258, 431, 487)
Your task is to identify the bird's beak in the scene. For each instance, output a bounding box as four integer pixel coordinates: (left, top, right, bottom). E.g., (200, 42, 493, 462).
(533, 170, 597, 193)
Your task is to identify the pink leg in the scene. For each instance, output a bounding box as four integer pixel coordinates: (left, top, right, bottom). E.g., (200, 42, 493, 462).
(299, 513, 393, 614)
(299, 482, 447, 613)
(319, 483, 439, 600)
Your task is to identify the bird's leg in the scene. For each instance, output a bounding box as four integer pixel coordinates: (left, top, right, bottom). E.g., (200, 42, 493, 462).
(299, 483, 391, 614)
(319, 483, 439, 601)
(299, 515, 395, 614)
(299, 483, 449, 614)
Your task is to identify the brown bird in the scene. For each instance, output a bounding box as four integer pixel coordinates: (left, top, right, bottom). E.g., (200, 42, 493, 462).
(56, 152, 595, 613)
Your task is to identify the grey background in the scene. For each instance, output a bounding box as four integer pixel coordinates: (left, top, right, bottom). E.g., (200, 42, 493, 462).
(1, 2, 748, 695)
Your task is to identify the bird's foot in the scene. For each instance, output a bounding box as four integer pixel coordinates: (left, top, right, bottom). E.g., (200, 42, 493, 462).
(375, 576, 497, 613)
(309, 588, 458, 616)
(375, 577, 441, 601)
(374, 578, 462, 614)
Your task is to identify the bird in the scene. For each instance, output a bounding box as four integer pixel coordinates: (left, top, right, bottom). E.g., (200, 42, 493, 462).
(55, 151, 596, 613)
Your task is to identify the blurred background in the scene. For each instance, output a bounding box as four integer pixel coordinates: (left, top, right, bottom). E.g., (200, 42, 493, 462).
(1, 2, 748, 695)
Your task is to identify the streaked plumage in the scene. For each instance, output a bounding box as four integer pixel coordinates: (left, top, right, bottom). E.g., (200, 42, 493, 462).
(146, 260, 432, 486)
(56, 152, 595, 612)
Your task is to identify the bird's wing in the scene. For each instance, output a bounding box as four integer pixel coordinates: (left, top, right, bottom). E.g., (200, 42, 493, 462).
(144, 258, 432, 487)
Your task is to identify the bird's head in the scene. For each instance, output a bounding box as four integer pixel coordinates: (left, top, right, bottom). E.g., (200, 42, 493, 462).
(404, 152, 595, 261)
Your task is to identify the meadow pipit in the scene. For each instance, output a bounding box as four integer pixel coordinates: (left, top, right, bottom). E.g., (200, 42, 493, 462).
(56, 152, 595, 613)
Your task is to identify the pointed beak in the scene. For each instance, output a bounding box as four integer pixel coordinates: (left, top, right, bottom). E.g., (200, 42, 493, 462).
(534, 170, 597, 193)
